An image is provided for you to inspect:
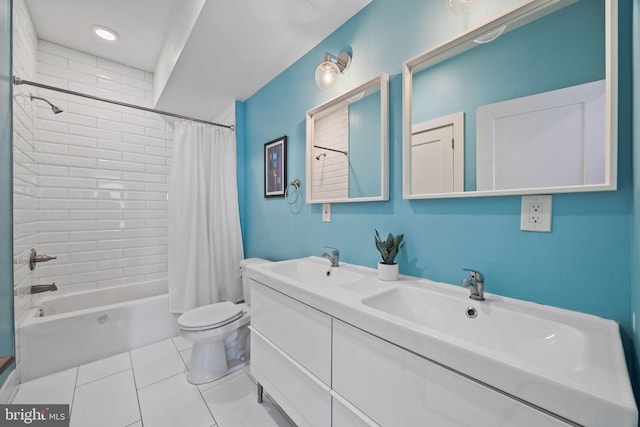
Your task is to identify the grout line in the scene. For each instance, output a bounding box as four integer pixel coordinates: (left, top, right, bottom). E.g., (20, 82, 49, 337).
(69, 366, 79, 417)
(134, 369, 186, 391)
(127, 350, 144, 426)
(74, 366, 132, 388)
(196, 374, 219, 427)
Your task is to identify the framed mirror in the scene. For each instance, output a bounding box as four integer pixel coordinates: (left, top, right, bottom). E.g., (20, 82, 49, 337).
(306, 73, 389, 203)
(402, 0, 617, 199)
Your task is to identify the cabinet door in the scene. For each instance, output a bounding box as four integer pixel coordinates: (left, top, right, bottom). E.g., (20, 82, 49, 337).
(332, 320, 572, 427)
(250, 281, 332, 385)
(251, 329, 331, 427)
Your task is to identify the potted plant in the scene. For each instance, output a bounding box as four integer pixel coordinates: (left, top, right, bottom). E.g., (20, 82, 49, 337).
(375, 229, 405, 281)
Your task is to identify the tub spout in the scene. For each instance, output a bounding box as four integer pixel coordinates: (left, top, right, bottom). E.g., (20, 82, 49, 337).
(30, 283, 57, 294)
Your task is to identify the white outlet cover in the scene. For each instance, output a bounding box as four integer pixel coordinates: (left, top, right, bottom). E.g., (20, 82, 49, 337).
(322, 203, 331, 222)
(520, 195, 552, 232)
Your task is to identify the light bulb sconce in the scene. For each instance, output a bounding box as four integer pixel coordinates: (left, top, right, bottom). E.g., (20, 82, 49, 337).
(446, 0, 485, 15)
(314, 51, 352, 89)
(473, 25, 507, 44)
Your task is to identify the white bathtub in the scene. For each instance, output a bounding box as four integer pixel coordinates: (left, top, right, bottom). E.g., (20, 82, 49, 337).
(19, 279, 179, 382)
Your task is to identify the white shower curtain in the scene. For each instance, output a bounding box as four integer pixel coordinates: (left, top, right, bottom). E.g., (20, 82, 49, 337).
(168, 121, 244, 314)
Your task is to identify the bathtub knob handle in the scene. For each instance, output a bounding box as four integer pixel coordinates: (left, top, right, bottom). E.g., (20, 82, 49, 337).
(29, 248, 57, 271)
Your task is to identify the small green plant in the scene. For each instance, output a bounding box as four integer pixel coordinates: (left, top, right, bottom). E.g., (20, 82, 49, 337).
(374, 229, 405, 265)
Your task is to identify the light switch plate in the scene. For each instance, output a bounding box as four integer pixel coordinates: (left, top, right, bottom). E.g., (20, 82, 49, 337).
(521, 195, 552, 232)
(322, 203, 331, 222)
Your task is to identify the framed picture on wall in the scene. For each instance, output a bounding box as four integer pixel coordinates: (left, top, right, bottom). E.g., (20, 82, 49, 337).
(264, 136, 287, 198)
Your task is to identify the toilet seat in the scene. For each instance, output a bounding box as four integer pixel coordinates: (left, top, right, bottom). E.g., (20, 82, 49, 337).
(178, 301, 244, 331)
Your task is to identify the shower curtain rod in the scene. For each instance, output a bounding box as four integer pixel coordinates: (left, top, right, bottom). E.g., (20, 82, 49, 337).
(13, 76, 235, 131)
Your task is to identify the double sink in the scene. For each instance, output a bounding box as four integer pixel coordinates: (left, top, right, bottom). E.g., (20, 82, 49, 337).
(249, 256, 637, 426)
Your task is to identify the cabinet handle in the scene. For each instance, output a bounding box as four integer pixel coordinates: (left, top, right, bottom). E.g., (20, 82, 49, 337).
(330, 390, 381, 427)
(249, 326, 331, 392)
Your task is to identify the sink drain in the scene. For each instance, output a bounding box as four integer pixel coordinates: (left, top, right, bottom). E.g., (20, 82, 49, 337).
(465, 306, 478, 319)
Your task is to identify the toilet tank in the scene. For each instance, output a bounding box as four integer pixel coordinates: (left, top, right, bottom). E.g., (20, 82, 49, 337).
(239, 258, 270, 306)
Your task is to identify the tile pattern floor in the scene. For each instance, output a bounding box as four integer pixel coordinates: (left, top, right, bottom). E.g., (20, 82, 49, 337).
(12, 336, 293, 427)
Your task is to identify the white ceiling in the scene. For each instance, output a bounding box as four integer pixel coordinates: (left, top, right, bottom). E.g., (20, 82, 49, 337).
(24, 0, 371, 121)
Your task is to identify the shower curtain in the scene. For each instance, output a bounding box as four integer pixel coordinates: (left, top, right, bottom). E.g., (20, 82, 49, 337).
(168, 121, 244, 314)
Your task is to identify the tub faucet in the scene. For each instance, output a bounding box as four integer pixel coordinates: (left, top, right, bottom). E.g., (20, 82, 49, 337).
(462, 268, 485, 301)
(30, 283, 57, 294)
(29, 248, 57, 270)
(321, 246, 340, 267)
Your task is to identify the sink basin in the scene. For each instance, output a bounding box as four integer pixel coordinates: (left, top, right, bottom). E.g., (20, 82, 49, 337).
(362, 286, 585, 372)
(262, 258, 364, 288)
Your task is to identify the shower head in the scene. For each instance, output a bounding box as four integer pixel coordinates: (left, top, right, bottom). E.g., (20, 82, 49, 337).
(315, 153, 326, 160)
(30, 94, 63, 114)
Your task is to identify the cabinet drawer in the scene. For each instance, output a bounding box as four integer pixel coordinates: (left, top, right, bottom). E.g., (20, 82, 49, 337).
(332, 320, 571, 427)
(250, 280, 331, 385)
(250, 329, 331, 427)
(332, 392, 380, 427)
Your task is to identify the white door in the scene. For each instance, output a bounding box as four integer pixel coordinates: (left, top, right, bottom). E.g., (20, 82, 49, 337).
(411, 124, 454, 194)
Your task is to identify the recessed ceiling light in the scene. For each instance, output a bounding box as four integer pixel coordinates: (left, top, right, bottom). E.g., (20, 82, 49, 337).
(92, 25, 119, 42)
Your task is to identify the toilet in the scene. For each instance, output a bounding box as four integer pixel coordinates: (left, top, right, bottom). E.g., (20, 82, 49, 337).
(178, 258, 269, 385)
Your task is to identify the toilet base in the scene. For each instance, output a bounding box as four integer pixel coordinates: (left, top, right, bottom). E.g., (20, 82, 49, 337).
(187, 339, 228, 384)
(188, 358, 247, 385)
(181, 317, 251, 385)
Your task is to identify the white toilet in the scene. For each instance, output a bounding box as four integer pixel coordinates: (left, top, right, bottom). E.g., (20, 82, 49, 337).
(178, 258, 269, 385)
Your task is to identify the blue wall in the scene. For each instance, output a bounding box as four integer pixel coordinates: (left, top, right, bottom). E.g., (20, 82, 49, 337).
(631, 0, 640, 403)
(243, 0, 634, 388)
(0, 0, 15, 381)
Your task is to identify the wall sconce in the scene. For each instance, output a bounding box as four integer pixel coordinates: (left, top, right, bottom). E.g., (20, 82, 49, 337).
(314, 51, 352, 89)
(473, 25, 507, 44)
(446, 0, 485, 15)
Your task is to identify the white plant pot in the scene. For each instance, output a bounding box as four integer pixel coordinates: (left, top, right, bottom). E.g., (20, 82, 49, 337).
(378, 262, 399, 281)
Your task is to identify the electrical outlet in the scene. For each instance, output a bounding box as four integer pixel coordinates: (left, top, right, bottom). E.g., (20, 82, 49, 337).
(529, 203, 543, 223)
(322, 203, 331, 222)
(521, 195, 552, 232)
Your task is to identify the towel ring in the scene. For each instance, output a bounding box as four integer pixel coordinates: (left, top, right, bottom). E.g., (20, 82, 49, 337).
(285, 179, 301, 205)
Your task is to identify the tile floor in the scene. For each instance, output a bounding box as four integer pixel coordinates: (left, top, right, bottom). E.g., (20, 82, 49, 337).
(12, 336, 293, 427)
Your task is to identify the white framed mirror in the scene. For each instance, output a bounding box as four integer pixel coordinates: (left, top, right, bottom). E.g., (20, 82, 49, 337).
(306, 73, 389, 203)
(402, 0, 617, 199)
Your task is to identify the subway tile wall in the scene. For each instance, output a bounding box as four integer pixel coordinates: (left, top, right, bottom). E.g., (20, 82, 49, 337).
(33, 41, 173, 292)
(312, 105, 349, 200)
(12, 0, 39, 328)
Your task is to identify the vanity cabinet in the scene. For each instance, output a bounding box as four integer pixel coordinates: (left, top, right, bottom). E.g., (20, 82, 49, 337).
(249, 280, 332, 426)
(331, 394, 378, 427)
(251, 330, 331, 426)
(250, 277, 575, 426)
(332, 320, 571, 427)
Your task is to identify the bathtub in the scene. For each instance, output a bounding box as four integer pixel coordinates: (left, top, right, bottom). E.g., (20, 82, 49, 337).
(19, 279, 179, 382)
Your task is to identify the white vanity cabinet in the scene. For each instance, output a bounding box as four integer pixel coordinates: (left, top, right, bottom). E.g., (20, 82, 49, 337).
(331, 393, 379, 427)
(332, 320, 571, 427)
(249, 280, 332, 426)
(250, 278, 574, 426)
(247, 257, 637, 426)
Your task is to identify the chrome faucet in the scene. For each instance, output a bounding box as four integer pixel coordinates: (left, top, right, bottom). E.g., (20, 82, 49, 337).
(462, 268, 485, 301)
(321, 246, 340, 267)
(30, 283, 57, 294)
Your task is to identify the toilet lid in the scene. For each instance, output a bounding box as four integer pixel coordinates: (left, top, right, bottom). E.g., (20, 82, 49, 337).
(178, 301, 244, 331)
